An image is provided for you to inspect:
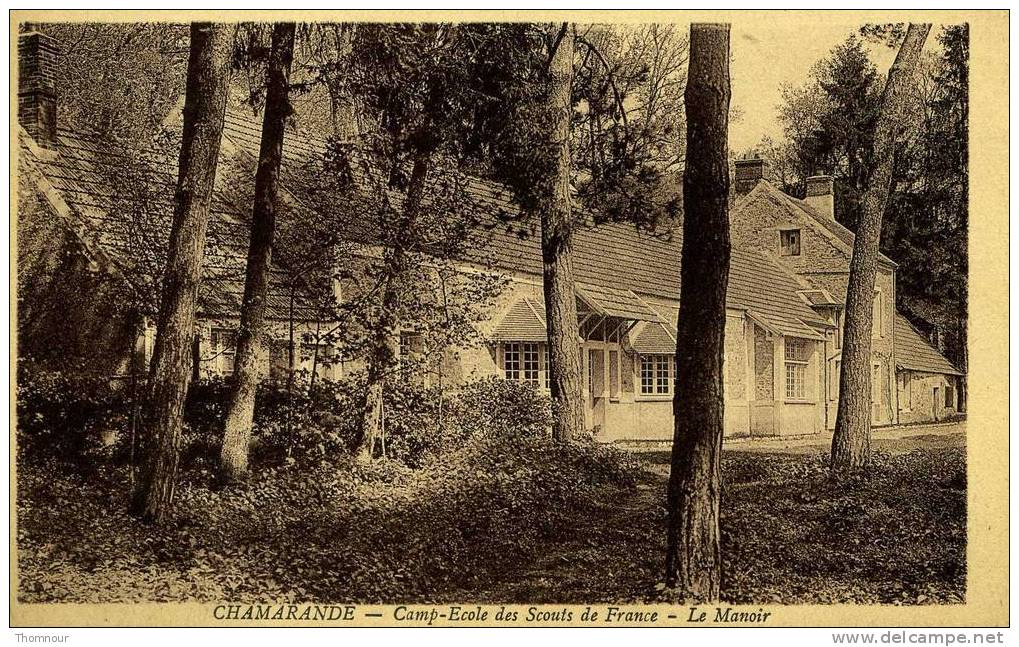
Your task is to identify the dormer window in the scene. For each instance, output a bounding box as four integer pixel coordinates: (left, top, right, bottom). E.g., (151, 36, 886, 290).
(780, 229, 801, 256)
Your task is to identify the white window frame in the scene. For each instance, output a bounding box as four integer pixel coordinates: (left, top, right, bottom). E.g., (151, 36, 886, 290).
(784, 338, 809, 401)
(501, 342, 540, 387)
(872, 288, 884, 339)
(638, 353, 673, 398)
(210, 327, 237, 376)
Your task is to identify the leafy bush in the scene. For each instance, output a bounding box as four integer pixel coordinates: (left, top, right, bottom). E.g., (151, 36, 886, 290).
(374, 377, 556, 467)
(15, 359, 133, 465)
(448, 376, 554, 439)
(16, 361, 559, 471)
(180, 374, 357, 468)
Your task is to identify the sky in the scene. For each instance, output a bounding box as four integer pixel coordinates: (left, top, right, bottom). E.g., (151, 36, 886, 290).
(728, 20, 901, 153)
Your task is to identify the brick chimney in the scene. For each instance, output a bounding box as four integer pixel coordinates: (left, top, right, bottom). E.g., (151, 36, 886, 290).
(804, 175, 835, 220)
(733, 155, 771, 196)
(18, 26, 59, 150)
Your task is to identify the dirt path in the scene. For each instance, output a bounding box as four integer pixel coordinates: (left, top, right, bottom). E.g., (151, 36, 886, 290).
(632, 420, 965, 476)
(725, 420, 966, 456)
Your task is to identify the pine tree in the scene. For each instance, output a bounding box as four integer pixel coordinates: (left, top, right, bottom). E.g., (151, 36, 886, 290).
(131, 22, 232, 523)
(664, 22, 731, 601)
(220, 22, 296, 481)
(832, 23, 931, 473)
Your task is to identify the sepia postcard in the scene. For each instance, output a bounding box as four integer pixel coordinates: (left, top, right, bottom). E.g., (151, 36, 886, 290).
(8, 9, 1009, 631)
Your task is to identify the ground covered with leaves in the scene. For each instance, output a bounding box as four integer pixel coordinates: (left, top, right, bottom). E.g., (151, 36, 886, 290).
(17, 435, 965, 605)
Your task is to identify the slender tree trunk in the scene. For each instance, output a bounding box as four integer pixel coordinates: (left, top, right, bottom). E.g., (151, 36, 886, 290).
(956, 315, 967, 412)
(220, 22, 296, 482)
(327, 24, 358, 142)
(130, 22, 231, 523)
(286, 285, 296, 439)
(664, 22, 731, 602)
(541, 23, 584, 443)
(309, 320, 321, 392)
(831, 24, 931, 474)
(352, 151, 431, 460)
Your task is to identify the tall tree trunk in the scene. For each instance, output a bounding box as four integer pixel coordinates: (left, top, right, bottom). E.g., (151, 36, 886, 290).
(130, 22, 231, 523)
(664, 22, 731, 602)
(219, 22, 296, 482)
(541, 23, 584, 443)
(327, 24, 358, 142)
(352, 151, 431, 460)
(831, 24, 931, 474)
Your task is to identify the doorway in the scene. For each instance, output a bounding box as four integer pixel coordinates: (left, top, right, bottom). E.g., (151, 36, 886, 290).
(588, 348, 606, 433)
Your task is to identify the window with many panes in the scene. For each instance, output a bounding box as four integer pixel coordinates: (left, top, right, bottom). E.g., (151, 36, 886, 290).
(210, 328, 236, 376)
(780, 229, 801, 256)
(640, 354, 672, 395)
(523, 344, 538, 384)
(784, 338, 809, 400)
(502, 342, 539, 386)
(543, 347, 549, 390)
(399, 331, 425, 382)
(829, 358, 841, 400)
(872, 289, 884, 338)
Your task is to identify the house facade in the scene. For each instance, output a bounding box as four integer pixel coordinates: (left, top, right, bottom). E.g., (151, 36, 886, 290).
(434, 211, 833, 441)
(16, 29, 335, 386)
(16, 28, 961, 443)
(729, 158, 962, 428)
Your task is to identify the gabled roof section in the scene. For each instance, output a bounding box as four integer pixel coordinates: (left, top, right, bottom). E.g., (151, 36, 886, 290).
(576, 282, 662, 322)
(631, 321, 676, 354)
(18, 119, 323, 322)
(747, 310, 825, 341)
(798, 288, 842, 308)
(491, 298, 547, 343)
(894, 313, 963, 376)
(737, 181, 897, 269)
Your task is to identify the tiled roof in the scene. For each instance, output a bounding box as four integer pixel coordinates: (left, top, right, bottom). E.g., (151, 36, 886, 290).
(631, 321, 677, 354)
(491, 298, 547, 343)
(212, 111, 830, 346)
(747, 310, 825, 341)
(798, 288, 842, 308)
(18, 120, 323, 322)
(576, 282, 662, 322)
(21, 109, 832, 343)
(894, 314, 963, 376)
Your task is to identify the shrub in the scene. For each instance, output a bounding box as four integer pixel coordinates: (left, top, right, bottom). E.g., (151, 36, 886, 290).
(16, 360, 559, 472)
(15, 359, 133, 465)
(181, 374, 358, 468)
(447, 376, 554, 439)
(375, 380, 442, 466)
(325, 377, 555, 468)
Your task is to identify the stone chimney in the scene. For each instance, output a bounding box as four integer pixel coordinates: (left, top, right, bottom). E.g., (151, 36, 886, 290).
(733, 155, 771, 196)
(18, 26, 59, 150)
(804, 175, 835, 220)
